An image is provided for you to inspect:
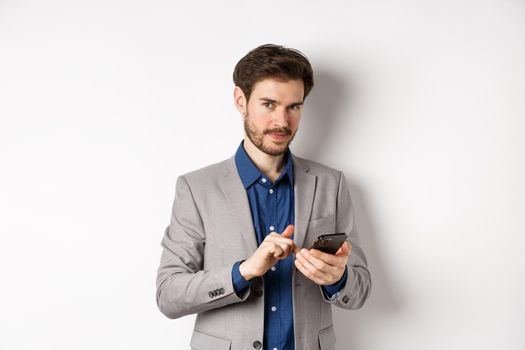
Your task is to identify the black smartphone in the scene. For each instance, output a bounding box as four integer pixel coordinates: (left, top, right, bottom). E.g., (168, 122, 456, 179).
(310, 233, 348, 255)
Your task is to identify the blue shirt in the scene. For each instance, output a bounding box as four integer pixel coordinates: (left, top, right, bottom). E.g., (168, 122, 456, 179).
(231, 140, 347, 350)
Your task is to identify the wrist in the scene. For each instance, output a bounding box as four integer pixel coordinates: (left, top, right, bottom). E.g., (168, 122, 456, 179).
(239, 259, 255, 280)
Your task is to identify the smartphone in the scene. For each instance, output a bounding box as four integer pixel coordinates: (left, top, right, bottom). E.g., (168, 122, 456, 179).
(310, 233, 348, 255)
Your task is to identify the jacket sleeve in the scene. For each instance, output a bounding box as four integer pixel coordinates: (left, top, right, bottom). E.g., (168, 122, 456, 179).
(319, 171, 372, 309)
(156, 175, 250, 319)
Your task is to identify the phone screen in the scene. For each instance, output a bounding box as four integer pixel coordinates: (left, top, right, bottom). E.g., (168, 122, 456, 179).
(310, 233, 347, 254)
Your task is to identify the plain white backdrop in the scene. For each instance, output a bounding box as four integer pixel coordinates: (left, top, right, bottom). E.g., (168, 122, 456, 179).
(1, 1, 524, 349)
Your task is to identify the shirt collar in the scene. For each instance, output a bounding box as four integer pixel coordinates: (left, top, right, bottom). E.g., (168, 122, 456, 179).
(234, 140, 294, 189)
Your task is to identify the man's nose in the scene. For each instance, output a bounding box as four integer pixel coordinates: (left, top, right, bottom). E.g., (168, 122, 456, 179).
(271, 107, 289, 127)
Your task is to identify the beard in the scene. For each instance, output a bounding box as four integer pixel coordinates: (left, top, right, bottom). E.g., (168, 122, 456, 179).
(243, 111, 297, 156)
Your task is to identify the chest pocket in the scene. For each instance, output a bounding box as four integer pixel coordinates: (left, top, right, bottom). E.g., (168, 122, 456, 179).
(303, 214, 336, 249)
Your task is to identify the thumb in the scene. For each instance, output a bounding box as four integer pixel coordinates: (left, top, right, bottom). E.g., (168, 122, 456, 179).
(281, 224, 294, 238)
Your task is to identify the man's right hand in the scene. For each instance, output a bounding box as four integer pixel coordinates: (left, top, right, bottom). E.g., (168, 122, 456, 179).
(239, 224, 297, 281)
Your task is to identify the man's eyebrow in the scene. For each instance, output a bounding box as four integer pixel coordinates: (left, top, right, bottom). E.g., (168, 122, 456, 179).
(258, 97, 304, 107)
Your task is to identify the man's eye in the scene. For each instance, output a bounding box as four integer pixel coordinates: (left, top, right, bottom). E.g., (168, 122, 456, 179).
(290, 105, 301, 111)
(263, 102, 274, 108)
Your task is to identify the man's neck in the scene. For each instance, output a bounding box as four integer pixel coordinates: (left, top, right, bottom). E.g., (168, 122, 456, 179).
(243, 137, 286, 183)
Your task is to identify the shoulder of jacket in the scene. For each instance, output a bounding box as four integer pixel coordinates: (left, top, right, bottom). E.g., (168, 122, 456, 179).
(178, 157, 233, 184)
(293, 154, 343, 180)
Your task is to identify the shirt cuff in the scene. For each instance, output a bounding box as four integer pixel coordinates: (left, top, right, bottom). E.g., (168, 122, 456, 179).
(321, 265, 348, 299)
(231, 260, 251, 296)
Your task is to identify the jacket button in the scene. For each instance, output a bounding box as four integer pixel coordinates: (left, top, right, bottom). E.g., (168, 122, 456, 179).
(208, 291, 214, 298)
(254, 289, 263, 297)
(252, 340, 262, 349)
(342, 295, 350, 303)
(219, 287, 225, 294)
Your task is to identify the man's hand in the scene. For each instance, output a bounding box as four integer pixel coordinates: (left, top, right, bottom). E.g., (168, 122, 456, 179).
(294, 241, 352, 285)
(239, 224, 297, 280)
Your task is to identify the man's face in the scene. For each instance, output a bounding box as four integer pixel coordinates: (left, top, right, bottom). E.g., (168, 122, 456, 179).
(242, 78, 304, 156)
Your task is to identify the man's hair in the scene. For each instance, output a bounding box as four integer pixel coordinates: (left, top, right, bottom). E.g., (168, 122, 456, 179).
(233, 43, 314, 103)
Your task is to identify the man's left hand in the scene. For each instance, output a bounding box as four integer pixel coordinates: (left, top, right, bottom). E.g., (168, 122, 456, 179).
(294, 242, 352, 285)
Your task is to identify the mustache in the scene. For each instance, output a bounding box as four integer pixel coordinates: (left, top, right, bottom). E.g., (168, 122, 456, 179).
(264, 127, 291, 135)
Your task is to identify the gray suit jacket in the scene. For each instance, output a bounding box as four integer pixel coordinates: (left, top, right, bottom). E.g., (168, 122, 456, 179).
(156, 152, 371, 350)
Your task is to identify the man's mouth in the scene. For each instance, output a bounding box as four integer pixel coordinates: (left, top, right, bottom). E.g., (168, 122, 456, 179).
(267, 133, 288, 142)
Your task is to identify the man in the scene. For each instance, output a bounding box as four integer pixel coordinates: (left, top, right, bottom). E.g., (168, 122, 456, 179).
(156, 44, 371, 350)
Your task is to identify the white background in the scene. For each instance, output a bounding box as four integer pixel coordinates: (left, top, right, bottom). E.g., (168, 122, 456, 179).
(1, 1, 524, 349)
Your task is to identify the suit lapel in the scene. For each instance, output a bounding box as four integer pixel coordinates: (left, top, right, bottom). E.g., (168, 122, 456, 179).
(220, 156, 258, 253)
(219, 154, 317, 253)
(292, 155, 317, 249)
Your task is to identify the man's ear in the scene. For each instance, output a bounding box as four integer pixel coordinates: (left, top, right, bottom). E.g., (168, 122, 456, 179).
(233, 86, 247, 116)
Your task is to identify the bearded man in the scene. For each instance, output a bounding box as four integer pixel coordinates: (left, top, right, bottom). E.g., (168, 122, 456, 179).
(156, 43, 371, 350)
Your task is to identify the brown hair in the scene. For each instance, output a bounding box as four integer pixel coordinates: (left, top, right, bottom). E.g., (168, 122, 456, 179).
(233, 44, 314, 103)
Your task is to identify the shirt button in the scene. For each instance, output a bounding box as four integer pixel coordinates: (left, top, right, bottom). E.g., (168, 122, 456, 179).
(273, 348, 278, 350)
(269, 188, 274, 194)
(261, 178, 267, 183)
(271, 266, 276, 271)
(269, 225, 275, 231)
(271, 306, 277, 312)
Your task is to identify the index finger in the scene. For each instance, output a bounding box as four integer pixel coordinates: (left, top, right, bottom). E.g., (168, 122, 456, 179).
(335, 241, 352, 256)
(308, 248, 341, 265)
